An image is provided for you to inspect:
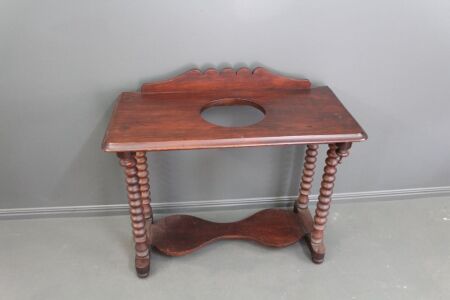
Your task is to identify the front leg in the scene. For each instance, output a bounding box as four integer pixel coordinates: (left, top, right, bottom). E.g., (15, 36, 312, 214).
(310, 142, 351, 263)
(294, 144, 319, 212)
(134, 151, 153, 222)
(117, 152, 150, 278)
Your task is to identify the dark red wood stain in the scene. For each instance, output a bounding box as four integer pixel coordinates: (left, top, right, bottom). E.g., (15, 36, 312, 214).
(102, 67, 366, 152)
(150, 209, 306, 256)
(103, 67, 367, 277)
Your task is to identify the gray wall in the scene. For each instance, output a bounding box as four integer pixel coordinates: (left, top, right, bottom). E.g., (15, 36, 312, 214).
(1, 0, 450, 210)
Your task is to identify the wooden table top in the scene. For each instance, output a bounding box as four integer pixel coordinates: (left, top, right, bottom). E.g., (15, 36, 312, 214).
(102, 67, 367, 152)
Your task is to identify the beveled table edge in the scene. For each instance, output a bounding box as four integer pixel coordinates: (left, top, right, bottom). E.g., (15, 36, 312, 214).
(102, 132, 367, 152)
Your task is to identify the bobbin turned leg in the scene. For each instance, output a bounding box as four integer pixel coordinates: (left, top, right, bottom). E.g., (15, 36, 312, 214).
(117, 152, 150, 278)
(134, 152, 153, 223)
(310, 142, 351, 263)
(294, 144, 319, 212)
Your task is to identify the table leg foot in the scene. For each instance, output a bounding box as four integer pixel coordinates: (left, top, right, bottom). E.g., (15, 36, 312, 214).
(135, 254, 150, 278)
(312, 253, 325, 264)
(308, 237, 325, 264)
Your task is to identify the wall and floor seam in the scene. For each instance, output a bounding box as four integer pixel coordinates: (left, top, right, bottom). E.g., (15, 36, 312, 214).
(1, 186, 449, 219)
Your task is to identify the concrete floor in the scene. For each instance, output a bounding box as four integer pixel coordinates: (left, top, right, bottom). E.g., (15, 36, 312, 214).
(1, 197, 449, 300)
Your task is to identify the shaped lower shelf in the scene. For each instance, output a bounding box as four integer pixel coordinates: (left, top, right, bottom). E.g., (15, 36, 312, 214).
(148, 208, 306, 256)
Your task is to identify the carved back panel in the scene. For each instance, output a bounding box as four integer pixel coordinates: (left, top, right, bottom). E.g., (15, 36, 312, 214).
(141, 67, 311, 93)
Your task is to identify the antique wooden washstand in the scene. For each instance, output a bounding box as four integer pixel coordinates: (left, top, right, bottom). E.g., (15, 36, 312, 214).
(102, 67, 367, 277)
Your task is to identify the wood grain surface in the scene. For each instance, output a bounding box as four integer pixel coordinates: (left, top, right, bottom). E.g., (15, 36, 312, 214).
(149, 209, 306, 256)
(102, 67, 367, 152)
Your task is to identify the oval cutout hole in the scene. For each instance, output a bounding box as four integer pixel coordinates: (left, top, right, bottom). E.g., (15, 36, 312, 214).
(200, 98, 265, 128)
